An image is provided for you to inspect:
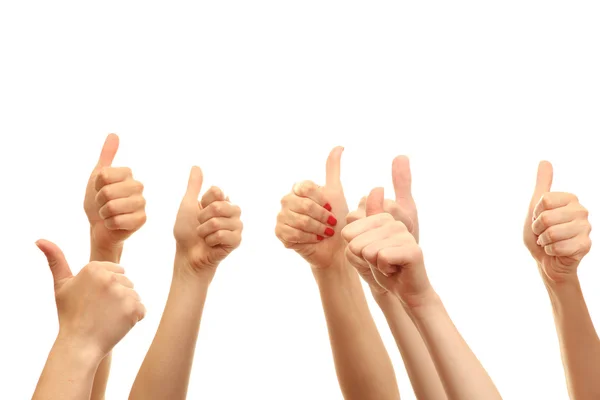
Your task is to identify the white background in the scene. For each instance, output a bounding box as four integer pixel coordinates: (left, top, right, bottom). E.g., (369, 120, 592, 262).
(1, 1, 599, 399)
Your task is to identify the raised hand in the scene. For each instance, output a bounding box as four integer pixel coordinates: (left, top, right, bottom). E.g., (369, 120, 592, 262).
(174, 166, 243, 278)
(342, 188, 432, 308)
(275, 146, 348, 268)
(36, 239, 145, 359)
(84, 134, 147, 251)
(345, 156, 418, 293)
(524, 161, 592, 284)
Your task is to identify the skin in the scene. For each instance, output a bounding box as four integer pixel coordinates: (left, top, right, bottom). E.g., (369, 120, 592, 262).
(345, 156, 446, 400)
(523, 161, 597, 399)
(83, 134, 147, 400)
(275, 147, 399, 400)
(32, 240, 145, 400)
(129, 166, 243, 400)
(342, 188, 502, 400)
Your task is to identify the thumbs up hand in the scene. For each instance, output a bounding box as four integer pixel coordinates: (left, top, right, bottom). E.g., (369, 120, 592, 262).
(275, 147, 348, 269)
(173, 166, 243, 279)
(84, 134, 147, 251)
(524, 161, 592, 284)
(36, 239, 146, 362)
(342, 188, 432, 308)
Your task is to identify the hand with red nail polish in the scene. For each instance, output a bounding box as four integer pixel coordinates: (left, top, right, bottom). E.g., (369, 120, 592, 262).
(342, 187, 432, 308)
(275, 146, 349, 269)
(524, 161, 592, 285)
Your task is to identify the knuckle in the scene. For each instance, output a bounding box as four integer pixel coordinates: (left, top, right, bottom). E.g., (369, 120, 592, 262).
(98, 186, 113, 202)
(98, 168, 111, 184)
(539, 212, 550, 228)
(212, 202, 224, 215)
(134, 180, 144, 192)
(208, 218, 220, 231)
(541, 194, 553, 208)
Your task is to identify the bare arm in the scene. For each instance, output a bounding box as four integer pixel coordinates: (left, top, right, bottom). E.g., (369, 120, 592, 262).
(545, 274, 600, 399)
(408, 291, 501, 400)
(373, 291, 447, 400)
(128, 256, 211, 400)
(313, 260, 400, 400)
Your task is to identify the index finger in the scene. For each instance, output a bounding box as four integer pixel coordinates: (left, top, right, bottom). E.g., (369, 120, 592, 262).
(293, 181, 329, 209)
(95, 167, 133, 191)
(533, 192, 578, 220)
(201, 186, 226, 208)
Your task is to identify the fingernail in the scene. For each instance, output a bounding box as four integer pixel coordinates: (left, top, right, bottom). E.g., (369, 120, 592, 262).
(324, 203, 332, 212)
(317, 235, 324, 241)
(327, 215, 337, 226)
(324, 227, 335, 237)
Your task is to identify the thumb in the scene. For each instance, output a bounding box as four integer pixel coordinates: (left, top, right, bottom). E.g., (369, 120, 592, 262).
(325, 146, 344, 188)
(366, 187, 385, 217)
(96, 133, 120, 168)
(36, 239, 73, 286)
(529, 161, 553, 211)
(185, 166, 204, 200)
(392, 156, 413, 201)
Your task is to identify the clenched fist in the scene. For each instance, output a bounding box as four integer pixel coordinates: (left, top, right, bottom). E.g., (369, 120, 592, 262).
(342, 188, 432, 308)
(524, 161, 592, 284)
(36, 239, 145, 361)
(84, 134, 147, 250)
(275, 147, 348, 269)
(174, 166, 243, 278)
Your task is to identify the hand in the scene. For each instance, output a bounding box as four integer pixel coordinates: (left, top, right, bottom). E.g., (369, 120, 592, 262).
(84, 134, 147, 252)
(524, 161, 592, 284)
(275, 147, 348, 269)
(36, 239, 146, 360)
(173, 166, 243, 278)
(345, 156, 418, 293)
(342, 188, 433, 308)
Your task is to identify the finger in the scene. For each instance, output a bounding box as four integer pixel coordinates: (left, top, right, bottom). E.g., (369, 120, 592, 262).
(276, 224, 322, 245)
(94, 167, 134, 191)
(137, 302, 147, 322)
(544, 235, 592, 258)
(362, 237, 405, 269)
(533, 192, 579, 220)
(345, 246, 369, 270)
(341, 213, 395, 243)
(115, 274, 134, 289)
(125, 288, 140, 301)
(35, 239, 73, 284)
(96, 133, 119, 168)
(293, 181, 329, 208)
(99, 195, 146, 219)
(279, 209, 334, 237)
(96, 180, 144, 207)
(383, 199, 414, 232)
(537, 220, 585, 247)
(184, 166, 204, 200)
(375, 246, 423, 275)
(98, 262, 125, 274)
(198, 201, 241, 225)
(392, 156, 413, 201)
(345, 210, 365, 225)
(284, 194, 337, 226)
(201, 186, 226, 208)
(365, 187, 385, 217)
(348, 223, 405, 259)
(205, 230, 242, 247)
(325, 146, 344, 189)
(104, 211, 147, 231)
(528, 160, 553, 217)
(532, 205, 585, 235)
(197, 217, 242, 238)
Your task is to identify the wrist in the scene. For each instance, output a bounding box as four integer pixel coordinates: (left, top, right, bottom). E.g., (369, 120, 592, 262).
(401, 288, 444, 321)
(173, 251, 216, 285)
(90, 237, 123, 263)
(543, 272, 582, 301)
(52, 332, 104, 371)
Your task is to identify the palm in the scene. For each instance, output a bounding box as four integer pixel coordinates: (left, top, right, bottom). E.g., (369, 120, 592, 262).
(173, 199, 220, 269)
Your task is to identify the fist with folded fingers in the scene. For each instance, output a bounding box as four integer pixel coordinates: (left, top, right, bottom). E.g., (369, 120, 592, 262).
(174, 166, 243, 278)
(524, 161, 592, 283)
(275, 147, 348, 269)
(36, 239, 146, 360)
(84, 134, 147, 250)
(342, 188, 432, 308)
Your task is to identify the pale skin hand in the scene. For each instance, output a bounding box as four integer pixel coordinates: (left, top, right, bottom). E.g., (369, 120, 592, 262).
(33, 240, 145, 400)
(275, 147, 399, 400)
(129, 166, 242, 400)
(345, 156, 447, 400)
(343, 188, 502, 400)
(524, 161, 597, 400)
(83, 133, 147, 400)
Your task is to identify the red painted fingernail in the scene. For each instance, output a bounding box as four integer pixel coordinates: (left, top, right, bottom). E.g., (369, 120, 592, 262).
(324, 227, 335, 237)
(327, 215, 337, 226)
(324, 203, 332, 212)
(317, 235, 324, 241)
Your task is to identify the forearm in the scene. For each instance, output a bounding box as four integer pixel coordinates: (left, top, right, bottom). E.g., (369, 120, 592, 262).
(313, 261, 399, 400)
(374, 291, 446, 400)
(33, 337, 101, 400)
(408, 291, 501, 400)
(129, 254, 211, 400)
(545, 273, 600, 400)
(89, 241, 122, 400)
